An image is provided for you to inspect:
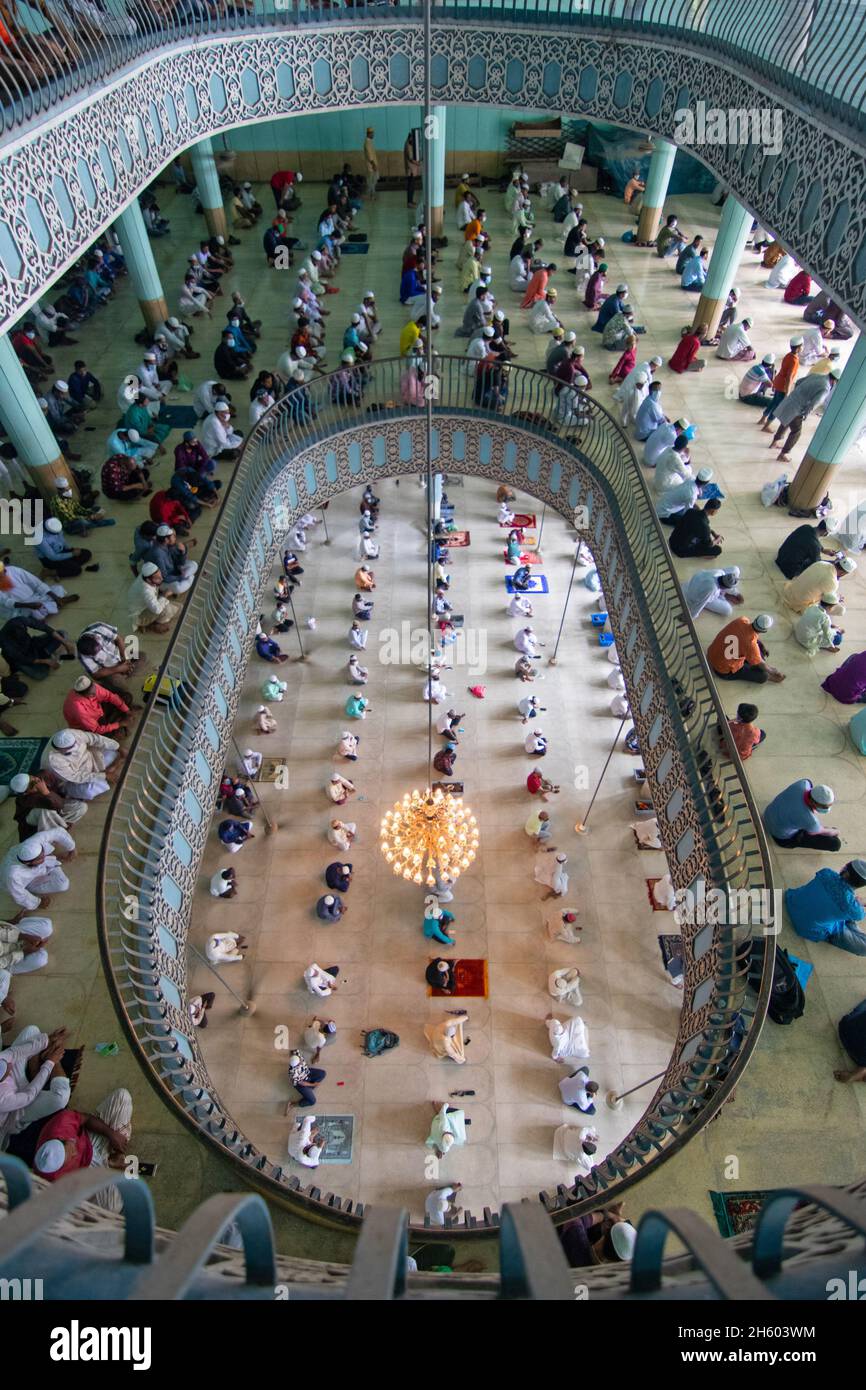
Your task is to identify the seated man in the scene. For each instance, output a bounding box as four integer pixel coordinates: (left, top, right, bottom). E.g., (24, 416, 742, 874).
(764, 779, 840, 852)
(0, 616, 75, 681)
(62, 675, 133, 738)
(0, 1024, 69, 1152)
(785, 860, 866, 956)
(32, 1088, 135, 1212)
(707, 613, 784, 684)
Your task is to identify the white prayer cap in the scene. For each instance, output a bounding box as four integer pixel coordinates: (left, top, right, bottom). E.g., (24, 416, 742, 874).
(616, 283, 628, 294)
(52, 729, 77, 749)
(9, 774, 30, 793)
(440, 1132, 455, 1152)
(810, 783, 835, 807)
(37, 397, 48, 408)
(323, 895, 335, 906)
(462, 173, 470, 181)
(45, 518, 62, 533)
(483, 326, 495, 337)
(555, 853, 567, 863)
(723, 566, 741, 582)
(696, 467, 713, 482)
(214, 400, 231, 413)
(342, 865, 351, 874)
(18, 838, 44, 862)
(830, 365, 843, 378)
(243, 181, 252, 189)
(753, 613, 773, 631)
(55, 476, 71, 490)
(292, 370, 306, 382)
(364, 289, 375, 299)
(611, 1221, 638, 1260)
(596, 238, 605, 247)
(127, 429, 140, 443)
(140, 562, 159, 578)
(55, 380, 69, 393)
(292, 297, 303, 308)
(790, 335, 804, 347)
(167, 316, 180, 328)
(564, 331, 576, 343)
(839, 555, 857, 573)
(356, 342, 368, 354)
(295, 345, 307, 358)
(311, 250, 322, 261)
(575, 344, 586, 355)
(650, 355, 663, 366)
(35, 1140, 66, 1175)
(296, 172, 303, 181)
(821, 591, 839, 604)
(156, 524, 173, 537)
(634, 373, 648, 386)
(495, 310, 505, 321)
(762, 353, 776, 365)
(73, 675, 92, 692)
(351, 313, 361, 324)
(216, 234, 225, 245)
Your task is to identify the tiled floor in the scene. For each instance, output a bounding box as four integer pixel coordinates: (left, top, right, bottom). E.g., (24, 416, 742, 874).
(4, 172, 866, 1251)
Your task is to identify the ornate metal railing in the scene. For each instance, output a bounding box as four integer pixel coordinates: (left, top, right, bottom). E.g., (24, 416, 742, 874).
(2, 0, 865, 137)
(2, 1155, 865, 1299)
(97, 357, 774, 1233)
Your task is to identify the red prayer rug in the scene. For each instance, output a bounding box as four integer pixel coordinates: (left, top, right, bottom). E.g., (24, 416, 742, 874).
(429, 958, 489, 998)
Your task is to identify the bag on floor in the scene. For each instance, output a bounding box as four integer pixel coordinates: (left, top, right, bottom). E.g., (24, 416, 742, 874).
(747, 938, 805, 1025)
(361, 1028, 400, 1057)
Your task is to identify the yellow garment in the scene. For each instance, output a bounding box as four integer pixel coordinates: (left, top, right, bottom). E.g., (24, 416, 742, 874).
(399, 321, 421, 356)
(459, 256, 482, 292)
(454, 180, 470, 208)
(782, 560, 838, 613)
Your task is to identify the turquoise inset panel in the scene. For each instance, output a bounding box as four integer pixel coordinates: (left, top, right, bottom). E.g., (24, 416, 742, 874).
(242, 577, 254, 613)
(228, 627, 242, 662)
(549, 460, 562, 494)
(373, 435, 386, 467)
(691, 978, 714, 1012)
(148, 101, 163, 146)
(505, 59, 524, 95)
(675, 85, 690, 113)
(184, 82, 199, 121)
(431, 54, 448, 88)
(325, 450, 338, 483)
(452, 431, 465, 462)
(210, 73, 228, 114)
(854, 229, 866, 286)
(162, 875, 182, 911)
(543, 63, 562, 98)
(160, 977, 181, 1009)
(468, 56, 486, 89)
(184, 788, 203, 825)
(157, 925, 177, 957)
(347, 441, 362, 475)
(24, 197, 50, 253)
(52, 175, 75, 228)
(254, 535, 265, 569)
(390, 53, 410, 89)
(171, 1030, 194, 1061)
(117, 127, 133, 173)
(313, 57, 332, 95)
(97, 142, 117, 192)
(647, 712, 664, 749)
(644, 76, 664, 118)
(758, 153, 778, 195)
(632, 652, 646, 687)
(741, 142, 758, 178)
(399, 430, 412, 462)
(213, 684, 228, 719)
(778, 160, 798, 209)
(351, 56, 370, 92)
(134, 116, 148, 157)
(579, 65, 598, 102)
(172, 829, 192, 867)
(479, 433, 491, 466)
(241, 68, 261, 106)
(503, 440, 517, 473)
(800, 178, 823, 234)
(676, 827, 695, 864)
(221, 652, 236, 690)
(527, 449, 540, 483)
(692, 921, 713, 959)
(194, 750, 212, 787)
(568, 474, 581, 510)
(431, 428, 439, 461)
(825, 199, 850, 258)
(163, 93, 178, 134)
(286, 475, 298, 509)
(666, 786, 684, 823)
(262, 510, 273, 545)
(657, 748, 673, 784)
(204, 715, 219, 750)
(76, 158, 97, 209)
(613, 71, 633, 108)
(276, 62, 294, 99)
(613, 575, 624, 609)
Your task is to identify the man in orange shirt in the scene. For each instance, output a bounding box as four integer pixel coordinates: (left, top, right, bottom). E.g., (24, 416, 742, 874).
(724, 702, 766, 759)
(759, 335, 802, 428)
(707, 613, 785, 684)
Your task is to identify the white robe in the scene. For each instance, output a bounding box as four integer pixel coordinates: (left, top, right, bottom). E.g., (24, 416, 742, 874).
(716, 321, 752, 360)
(528, 300, 560, 335)
(288, 1114, 323, 1166)
(201, 413, 243, 456)
(548, 968, 583, 1005)
(0, 829, 74, 910)
(0, 566, 65, 621)
(547, 1015, 590, 1062)
(535, 852, 569, 896)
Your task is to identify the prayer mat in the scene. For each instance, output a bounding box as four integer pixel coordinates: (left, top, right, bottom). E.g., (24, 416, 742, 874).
(503, 550, 543, 565)
(632, 828, 661, 851)
(442, 474, 464, 487)
(646, 878, 673, 911)
(442, 531, 470, 547)
(499, 513, 536, 528)
(430, 958, 489, 998)
(157, 404, 197, 430)
(710, 1189, 785, 1238)
(315, 1115, 355, 1164)
(658, 935, 682, 971)
(341, 242, 370, 254)
(0, 736, 48, 785)
(505, 574, 549, 594)
(256, 756, 290, 783)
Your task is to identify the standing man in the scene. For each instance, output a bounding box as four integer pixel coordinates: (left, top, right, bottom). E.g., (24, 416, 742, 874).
(404, 130, 421, 209)
(363, 127, 379, 201)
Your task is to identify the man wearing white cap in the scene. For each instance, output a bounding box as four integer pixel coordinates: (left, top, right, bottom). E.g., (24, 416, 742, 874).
(529, 288, 561, 335)
(358, 290, 381, 340)
(127, 562, 178, 635)
(0, 914, 54, 979)
(42, 727, 122, 800)
(0, 829, 75, 909)
(62, 675, 133, 737)
(764, 779, 841, 851)
(35, 518, 94, 580)
(192, 379, 230, 420)
(44, 380, 84, 445)
(739, 352, 777, 404)
(535, 849, 569, 900)
(716, 315, 755, 362)
(0, 560, 74, 623)
(32, 1086, 135, 1212)
(783, 554, 855, 614)
(641, 414, 691, 467)
(156, 316, 199, 359)
(683, 567, 743, 620)
(9, 769, 87, 834)
(143, 524, 198, 597)
(136, 352, 171, 402)
(771, 367, 841, 461)
(466, 324, 496, 365)
(0, 1025, 69, 1149)
(425, 1100, 467, 1158)
(201, 401, 243, 461)
(707, 613, 785, 684)
(658, 465, 715, 522)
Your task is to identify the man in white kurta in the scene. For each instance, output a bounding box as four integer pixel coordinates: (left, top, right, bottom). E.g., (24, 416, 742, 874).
(793, 604, 842, 655)
(546, 1014, 590, 1062)
(716, 317, 754, 360)
(643, 418, 689, 469)
(0, 1025, 70, 1148)
(0, 563, 68, 621)
(528, 294, 561, 335)
(682, 566, 742, 620)
(42, 727, 119, 800)
(128, 564, 178, 634)
(535, 850, 569, 898)
(783, 558, 849, 613)
(288, 1113, 324, 1167)
(0, 830, 75, 910)
(201, 405, 243, 459)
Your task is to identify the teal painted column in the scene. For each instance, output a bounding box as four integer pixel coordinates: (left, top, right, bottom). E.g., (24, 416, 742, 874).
(789, 334, 866, 509)
(0, 334, 76, 495)
(692, 194, 754, 337)
(115, 201, 169, 333)
(426, 106, 447, 236)
(190, 137, 228, 241)
(637, 138, 677, 244)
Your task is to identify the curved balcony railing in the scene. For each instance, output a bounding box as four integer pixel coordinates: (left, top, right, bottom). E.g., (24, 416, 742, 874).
(97, 356, 774, 1233)
(2, 0, 865, 138)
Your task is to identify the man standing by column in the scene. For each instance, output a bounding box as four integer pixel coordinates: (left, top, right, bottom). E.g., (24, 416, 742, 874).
(363, 127, 379, 201)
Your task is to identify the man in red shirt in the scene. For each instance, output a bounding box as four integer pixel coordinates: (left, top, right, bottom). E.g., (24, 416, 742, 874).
(527, 768, 560, 801)
(669, 324, 707, 373)
(62, 675, 133, 737)
(33, 1086, 133, 1211)
(270, 169, 303, 211)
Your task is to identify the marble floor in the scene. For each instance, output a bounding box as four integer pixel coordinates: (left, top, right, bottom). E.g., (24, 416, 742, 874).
(3, 172, 866, 1252)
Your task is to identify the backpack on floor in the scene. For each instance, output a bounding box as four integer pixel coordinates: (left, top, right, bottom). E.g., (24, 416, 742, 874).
(361, 1028, 400, 1057)
(747, 938, 805, 1025)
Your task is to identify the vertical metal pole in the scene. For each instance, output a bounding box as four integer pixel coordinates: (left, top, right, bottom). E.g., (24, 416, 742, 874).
(320, 507, 330, 543)
(574, 716, 628, 833)
(423, 0, 434, 789)
(287, 587, 306, 660)
(547, 542, 581, 665)
(537, 502, 547, 549)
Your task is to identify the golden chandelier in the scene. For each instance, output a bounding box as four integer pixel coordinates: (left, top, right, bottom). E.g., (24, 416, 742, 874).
(380, 786, 479, 886)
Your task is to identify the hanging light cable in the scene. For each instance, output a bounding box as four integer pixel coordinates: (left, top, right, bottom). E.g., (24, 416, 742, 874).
(380, 0, 480, 891)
